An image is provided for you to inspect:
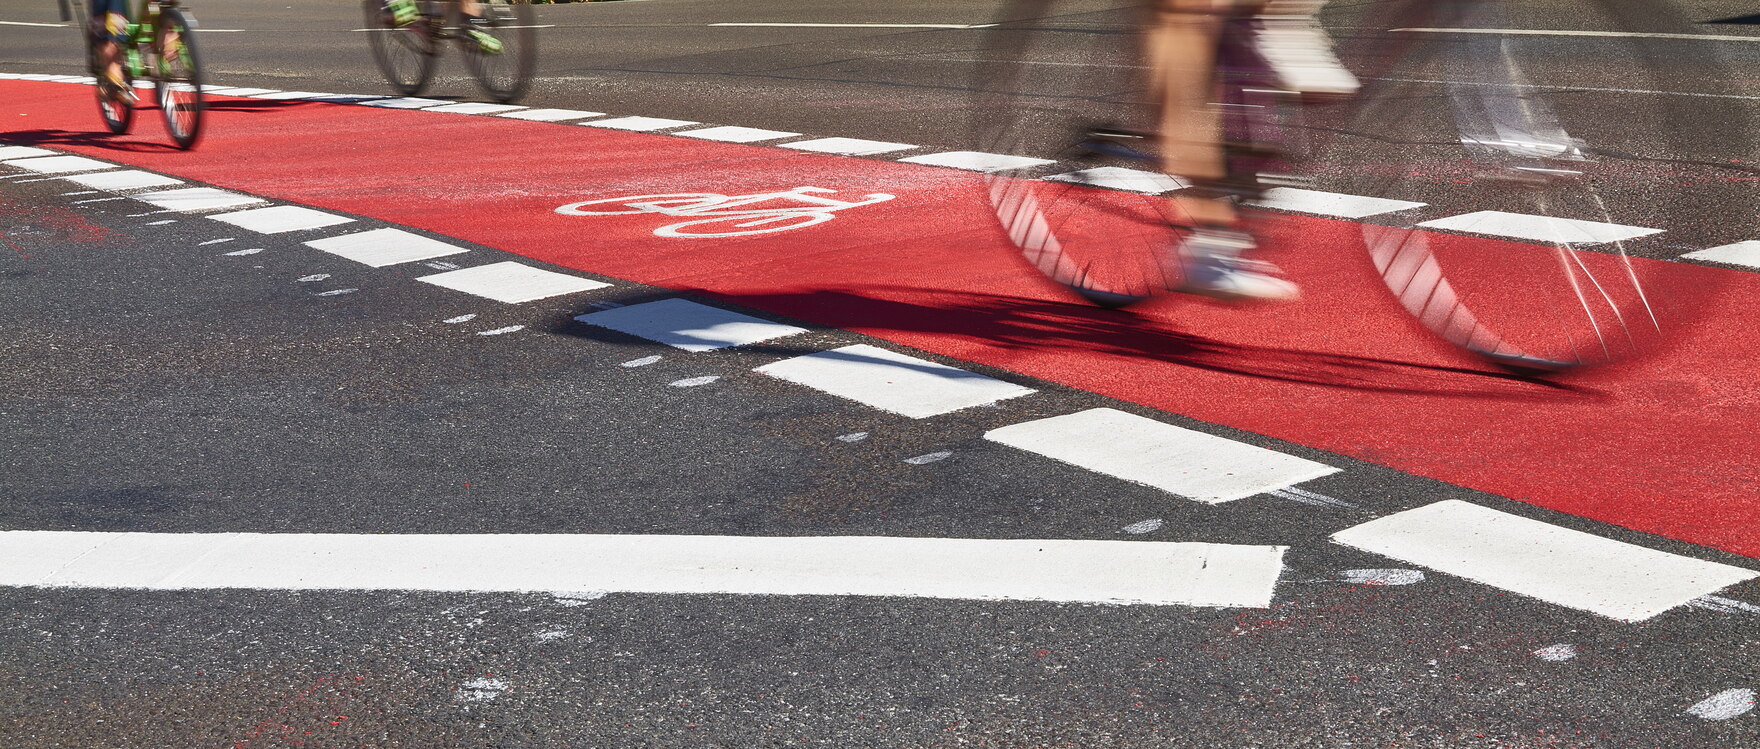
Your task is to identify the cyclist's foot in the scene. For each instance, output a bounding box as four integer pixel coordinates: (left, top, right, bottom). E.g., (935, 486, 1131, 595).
(386, 0, 419, 26)
(1253, 16, 1360, 98)
(100, 67, 136, 104)
(1170, 227, 1300, 302)
(463, 16, 504, 54)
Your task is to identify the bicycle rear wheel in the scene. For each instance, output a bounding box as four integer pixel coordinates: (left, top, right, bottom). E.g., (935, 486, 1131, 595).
(364, 0, 437, 96)
(1318, 0, 1753, 372)
(85, 16, 133, 134)
(461, 0, 536, 104)
(975, 0, 1186, 308)
(153, 7, 203, 150)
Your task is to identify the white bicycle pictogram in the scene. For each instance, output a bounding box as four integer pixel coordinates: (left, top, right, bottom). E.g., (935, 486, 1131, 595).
(554, 186, 896, 238)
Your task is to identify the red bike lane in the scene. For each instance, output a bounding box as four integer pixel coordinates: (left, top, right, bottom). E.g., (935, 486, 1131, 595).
(8, 81, 1758, 559)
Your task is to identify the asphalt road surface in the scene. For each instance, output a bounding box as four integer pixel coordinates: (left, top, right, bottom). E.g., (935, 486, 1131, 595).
(2, 1, 1759, 746)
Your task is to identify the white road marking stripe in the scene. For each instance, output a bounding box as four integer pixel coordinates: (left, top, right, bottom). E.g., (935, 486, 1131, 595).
(59, 169, 183, 191)
(425, 102, 528, 115)
(1043, 167, 1187, 194)
(709, 22, 995, 29)
(198, 238, 235, 246)
(307, 94, 393, 104)
(780, 137, 917, 156)
(900, 151, 1056, 172)
(573, 298, 807, 352)
(1682, 241, 1760, 269)
(582, 116, 699, 131)
(477, 325, 524, 336)
(1394, 27, 1760, 43)
(674, 126, 802, 143)
(670, 375, 720, 387)
(358, 97, 452, 109)
(1330, 500, 1760, 622)
(250, 91, 332, 100)
(755, 344, 1034, 418)
(1687, 689, 1757, 721)
(223, 248, 263, 256)
(305, 228, 469, 267)
(131, 187, 267, 213)
(202, 87, 280, 97)
(416, 261, 611, 303)
(0, 21, 66, 27)
(904, 451, 953, 465)
(145, 219, 177, 226)
(207, 205, 355, 234)
(1250, 187, 1427, 218)
(1417, 210, 1661, 244)
(3, 155, 118, 175)
(70, 197, 126, 204)
(986, 408, 1341, 504)
(0, 146, 55, 160)
(0, 531, 1287, 608)
(621, 355, 661, 367)
(498, 108, 603, 122)
(315, 288, 358, 297)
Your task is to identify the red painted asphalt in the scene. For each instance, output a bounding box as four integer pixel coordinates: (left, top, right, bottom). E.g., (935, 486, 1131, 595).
(8, 81, 1758, 559)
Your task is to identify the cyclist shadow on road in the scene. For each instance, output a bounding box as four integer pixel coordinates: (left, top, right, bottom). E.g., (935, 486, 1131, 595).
(0, 128, 185, 154)
(554, 285, 1595, 401)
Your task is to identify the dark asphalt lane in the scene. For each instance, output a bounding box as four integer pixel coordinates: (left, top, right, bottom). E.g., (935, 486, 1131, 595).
(1, 146, 1758, 747)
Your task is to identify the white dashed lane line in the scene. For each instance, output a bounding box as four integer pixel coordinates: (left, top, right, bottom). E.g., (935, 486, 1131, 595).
(131, 187, 268, 213)
(583, 116, 700, 132)
(781, 137, 918, 156)
(1682, 241, 1760, 269)
(59, 169, 184, 191)
(754, 343, 1036, 418)
(1250, 187, 1428, 219)
(1416, 210, 1664, 244)
(0, 531, 1290, 608)
(207, 205, 356, 234)
(3, 155, 118, 175)
(573, 298, 808, 352)
(415, 260, 612, 303)
(985, 408, 1341, 504)
(1043, 166, 1188, 193)
(676, 126, 802, 143)
(497, 108, 603, 122)
(1330, 500, 1760, 622)
(304, 227, 471, 267)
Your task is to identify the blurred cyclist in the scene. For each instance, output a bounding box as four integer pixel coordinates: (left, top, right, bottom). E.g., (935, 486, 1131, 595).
(385, 0, 504, 54)
(1147, 0, 1357, 301)
(90, 0, 133, 102)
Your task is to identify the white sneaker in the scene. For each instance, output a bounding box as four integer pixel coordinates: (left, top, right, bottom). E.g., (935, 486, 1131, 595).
(1253, 17, 1360, 97)
(1172, 228, 1300, 302)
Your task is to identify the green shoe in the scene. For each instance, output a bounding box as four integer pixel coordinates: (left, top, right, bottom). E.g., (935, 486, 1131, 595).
(387, 0, 418, 27)
(464, 25, 503, 55)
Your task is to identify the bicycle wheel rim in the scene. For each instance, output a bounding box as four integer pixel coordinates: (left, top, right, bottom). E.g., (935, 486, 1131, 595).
(1317, 0, 1753, 372)
(462, 0, 536, 104)
(154, 7, 203, 150)
(975, 0, 1186, 309)
(363, 0, 436, 96)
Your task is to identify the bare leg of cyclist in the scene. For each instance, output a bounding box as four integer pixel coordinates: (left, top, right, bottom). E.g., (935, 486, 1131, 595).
(1147, 0, 1299, 301)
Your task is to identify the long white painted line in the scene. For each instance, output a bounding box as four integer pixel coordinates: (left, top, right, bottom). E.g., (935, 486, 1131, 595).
(59, 169, 183, 191)
(900, 151, 1057, 173)
(1250, 187, 1427, 219)
(986, 408, 1341, 504)
(0, 531, 1286, 608)
(709, 22, 995, 29)
(425, 102, 527, 115)
(358, 97, 453, 109)
(207, 205, 356, 234)
(756, 344, 1035, 418)
(674, 126, 802, 143)
(1366, 75, 1760, 102)
(0, 20, 66, 27)
(250, 91, 333, 100)
(416, 260, 611, 303)
(1417, 210, 1662, 244)
(573, 297, 808, 352)
(131, 187, 267, 213)
(780, 137, 918, 156)
(498, 108, 603, 122)
(1393, 28, 1760, 43)
(2, 155, 118, 175)
(306, 228, 470, 267)
(1331, 500, 1760, 622)
(0, 146, 58, 160)
(1043, 166, 1187, 194)
(201, 87, 280, 97)
(582, 116, 699, 132)
(1682, 241, 1760, 269)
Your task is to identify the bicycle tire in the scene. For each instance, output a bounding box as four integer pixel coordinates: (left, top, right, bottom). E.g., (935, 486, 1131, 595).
(153, 6, 203, 150)
(460, 0, 537, 104)
(364, 0, 436, 97)
(1320, 0, 1752, 372)
(85, 13, 133, 135)
(975, 0, 1192, 309)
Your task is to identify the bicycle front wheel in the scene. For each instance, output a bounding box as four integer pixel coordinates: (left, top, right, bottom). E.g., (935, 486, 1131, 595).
(153, 7, 203, 150)
(364, 0, 437, 96)
(85, 17, 134, 134)
(461, 0, 536, 104)
(975, 0, 1193, 309)
(1320, 0, 1753, 372)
